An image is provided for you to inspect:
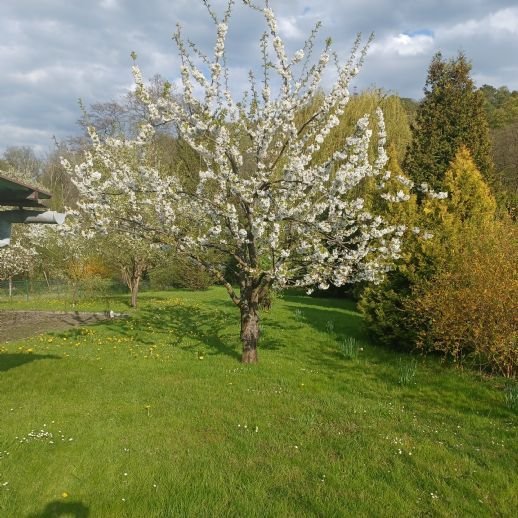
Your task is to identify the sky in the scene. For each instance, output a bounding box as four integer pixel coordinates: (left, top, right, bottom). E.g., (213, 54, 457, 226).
(1, 0, 517, 156)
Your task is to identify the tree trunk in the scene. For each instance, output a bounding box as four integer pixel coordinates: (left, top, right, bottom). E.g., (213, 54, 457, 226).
(130, 275, 140, 308)
(240, 300, 260, 363)
(71, 281, 78, 306)
(8, 277, 12, 299)
(120, 260, 144, 309)
(43, 270, 51, 289)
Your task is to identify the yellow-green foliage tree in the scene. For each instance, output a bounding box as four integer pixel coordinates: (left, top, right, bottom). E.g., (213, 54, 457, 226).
(311, 90, 412, 164)
(430, 145, 496, 227)
(410, 221, 517, 377)
(361, 146, 517, 376)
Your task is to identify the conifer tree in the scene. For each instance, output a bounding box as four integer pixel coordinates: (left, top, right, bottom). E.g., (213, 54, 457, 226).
(404, 52, 494, 190)
(361, 144, 497, 352)
(441, 145, 496, 225)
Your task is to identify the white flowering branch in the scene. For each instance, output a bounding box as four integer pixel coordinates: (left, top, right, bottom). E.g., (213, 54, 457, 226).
(65, 1, 416, 362)
(0, 241, 36, 281)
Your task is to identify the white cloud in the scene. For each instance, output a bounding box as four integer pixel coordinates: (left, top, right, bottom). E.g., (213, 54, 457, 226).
(8, 64, 112, 90)
(439, 7, 518, 38)
(99, 0, 119, 10)
(371, 33, 434, 57)
(278, 16, 303, 40)
(10, 69, 50, 85)
(0, 125, 51, 156)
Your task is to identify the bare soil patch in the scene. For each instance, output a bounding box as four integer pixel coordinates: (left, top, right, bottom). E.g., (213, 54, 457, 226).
(0, 311, 113, 343)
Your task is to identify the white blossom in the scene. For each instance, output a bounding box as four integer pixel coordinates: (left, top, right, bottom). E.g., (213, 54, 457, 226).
(66, 2, 415, 309)
(0, 242, 37, 280)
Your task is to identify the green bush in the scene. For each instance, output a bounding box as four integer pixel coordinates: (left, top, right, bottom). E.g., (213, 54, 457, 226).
(361, 147, 517, 377)
(149, 257, 212, 290)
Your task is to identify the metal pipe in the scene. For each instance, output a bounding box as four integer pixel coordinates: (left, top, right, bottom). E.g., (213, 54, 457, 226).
(0, 210, 66, 248)
(0, 209, 66, 225)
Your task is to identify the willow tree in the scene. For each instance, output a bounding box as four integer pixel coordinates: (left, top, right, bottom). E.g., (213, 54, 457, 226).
(65, 1, 416, 363)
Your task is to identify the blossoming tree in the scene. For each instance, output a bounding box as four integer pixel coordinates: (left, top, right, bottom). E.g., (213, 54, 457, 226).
(100, 231, 161, 308)
(0, 241, 36, 297)
(65, 1, 414, 362)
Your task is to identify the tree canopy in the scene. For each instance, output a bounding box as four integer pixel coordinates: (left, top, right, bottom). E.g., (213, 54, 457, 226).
(404, 52, 494, 189)
(64, 1, 418, 362)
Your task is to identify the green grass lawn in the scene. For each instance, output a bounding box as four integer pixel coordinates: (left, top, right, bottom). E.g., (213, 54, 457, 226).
(0, 288, 516, 517)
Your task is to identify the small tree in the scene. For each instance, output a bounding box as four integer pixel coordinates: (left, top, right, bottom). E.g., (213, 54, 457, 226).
(440, 145, 496, 225)
(100, 232, 161, 308)
(404, 52, 494, 189)
(65, 1, 417, 362)
(0, 241, 36, 297)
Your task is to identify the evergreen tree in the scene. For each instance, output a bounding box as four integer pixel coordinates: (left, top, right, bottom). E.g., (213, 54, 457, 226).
(441, 146, 496, 225)
(404, 52, 494, 189)
(360, 145, 496, 351)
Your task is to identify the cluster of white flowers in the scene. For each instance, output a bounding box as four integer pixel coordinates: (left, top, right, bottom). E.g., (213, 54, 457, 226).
(381, 190, 411, 203)
(0, 242, 37, 281)
(16, 425, 73, 445)
(67, 2, 416, 303)
(419, 182, 448, 199)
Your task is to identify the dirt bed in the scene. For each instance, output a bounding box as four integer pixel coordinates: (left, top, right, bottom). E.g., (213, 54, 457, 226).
(0, 311, 113, 343)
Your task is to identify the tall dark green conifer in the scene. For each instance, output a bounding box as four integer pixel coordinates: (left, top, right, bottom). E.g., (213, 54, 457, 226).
(404, 52, 494, 189)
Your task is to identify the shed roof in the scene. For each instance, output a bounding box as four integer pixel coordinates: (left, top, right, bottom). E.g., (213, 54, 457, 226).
(0, 172, 52, 207)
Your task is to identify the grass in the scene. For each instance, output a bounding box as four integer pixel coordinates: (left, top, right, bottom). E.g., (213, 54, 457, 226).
(338, 336, 361, 360)
(0, 287, 516, 517)
(398, 357, 418, 386)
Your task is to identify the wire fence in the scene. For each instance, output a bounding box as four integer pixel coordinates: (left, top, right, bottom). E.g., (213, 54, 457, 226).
(0, 279, 141, 309)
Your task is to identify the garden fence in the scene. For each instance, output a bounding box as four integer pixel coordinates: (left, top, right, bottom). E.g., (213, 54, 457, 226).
(0, 279, 148, 310)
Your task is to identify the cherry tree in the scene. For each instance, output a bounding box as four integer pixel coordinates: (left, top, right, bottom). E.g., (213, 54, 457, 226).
(64, 1, 414, 362)
(100, 231, 161, 308)
(0, 241, 36, 297)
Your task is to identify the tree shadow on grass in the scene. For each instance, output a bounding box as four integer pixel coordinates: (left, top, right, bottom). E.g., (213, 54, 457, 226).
(27, 500, 89, 518)
(282, 295, 510, 418)
(100, 301, 286, 361)
(282, 295, 367, 340)
(280, 294, 400, 373)
(281, 293, 359, 311)
(0, 353, 60, 373)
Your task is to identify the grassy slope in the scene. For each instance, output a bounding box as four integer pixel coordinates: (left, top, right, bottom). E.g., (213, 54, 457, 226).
(0, 288, 516, 517)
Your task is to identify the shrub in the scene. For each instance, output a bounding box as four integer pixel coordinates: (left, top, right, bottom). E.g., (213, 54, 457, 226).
(149, 257, 212, 290)
(361, 147, 517, 377)
(358, 232, 445, 351)
(410, 222, 517, 377)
